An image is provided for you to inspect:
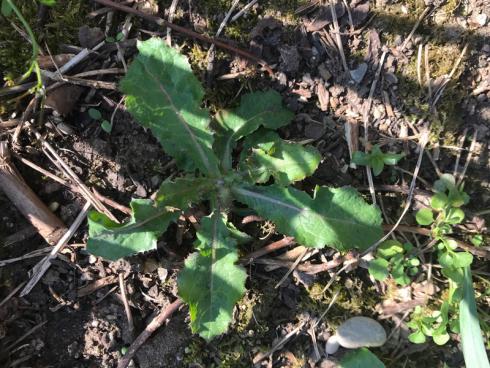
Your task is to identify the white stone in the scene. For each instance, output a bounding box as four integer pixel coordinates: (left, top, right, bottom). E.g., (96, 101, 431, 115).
(325, 335, 340, 354)
(336, 316, 387, 349)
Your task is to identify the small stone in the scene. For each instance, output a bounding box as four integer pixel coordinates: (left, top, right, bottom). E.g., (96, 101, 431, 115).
(475, 13, 488, 27)
(325, 334, 340, 354)
(336, 316, 387, 349)
(350, 63, 368, 83)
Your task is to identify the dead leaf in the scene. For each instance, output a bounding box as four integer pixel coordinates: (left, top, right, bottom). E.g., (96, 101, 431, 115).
(306, 3, 345, 32)
(317, 83, 330, 111)
(45, 85, 85, 115)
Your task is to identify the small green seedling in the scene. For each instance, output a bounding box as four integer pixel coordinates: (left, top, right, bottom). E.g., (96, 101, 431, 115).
(368, 240, 420, 286)
(409, 173, 479, 347)
(352, 144, 404, 176)
(86, 38, 384, 340)
(88, 108, 112, 133)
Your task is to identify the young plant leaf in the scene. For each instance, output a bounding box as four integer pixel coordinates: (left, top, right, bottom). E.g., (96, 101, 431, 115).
(1, 0, 13, 16)
(368, 258, 389, 281)
(415, 208, 434, 226)
(214, 90, 294, 169)
(87, 199, 179, 260)
(459, 266, 490, 368)
(339, 348, 385, 368)
(352, 145, 403, 176)
(231, 184, 383, 251)
(408, 330, 426, 344)
(121, 38, 219, 175)
(88, 177, 210, 260)
(177, 212, 247, 340)
(240, 130, 321, 186)
(377, 240, 404, 258)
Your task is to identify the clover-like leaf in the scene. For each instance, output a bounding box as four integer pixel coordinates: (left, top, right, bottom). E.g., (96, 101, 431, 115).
(178, 212, 247, 340)
(231, 184, 383, 251)
(352, 145, 403, 176)
(87, 199, 179, 260)
(368, 258, 389, 281)
(121, 38, 219, 175)
(240, 130, 321, 186)
(416, 208, 434, 226)
(214, 90, 294, 169)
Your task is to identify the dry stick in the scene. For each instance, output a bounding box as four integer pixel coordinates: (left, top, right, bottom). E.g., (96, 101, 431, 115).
(20, 201, 91, 297)
(206, 0, 240, 78)
(27, 124, 117, 222)
(41, 70, 118, 90)
(0, 282, 26, 308)
(453, 128, 468, 177)
(16, 154, 131, 215)
(92, 0, 273, 75)
(416, 44, 423, 86)
(241, 236, 295, 264)
(231, 0, 258, 21)
(274, 247, 309, 289)
(119, 272, 134, 337)
(399, 6, 432, 52)
(117, 298, 184, 368)
(361, 129, 429, 256)
(424, 44, 431, 98)
(456, 129, 477, 185)
(0, 142, 67, 245)
(6, 320, 47, 351)
(329, 0, 349, 75)
(166, 0, 180, 45)
(362, 49, 388, 205)
(431, 43, 468, 108)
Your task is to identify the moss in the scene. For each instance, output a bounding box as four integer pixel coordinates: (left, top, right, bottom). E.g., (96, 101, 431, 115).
(0, 0, 91, 78)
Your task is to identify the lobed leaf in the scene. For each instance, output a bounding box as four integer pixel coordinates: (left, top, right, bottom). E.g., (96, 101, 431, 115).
(87, 177, 210, 260)
(239, 130, 321, 186)
(231, 184, 383, 251)
(178, 212, 247, 340)
(214, 90, 294, 169)
(120, 38, 219, 175)
(87, 199, 179, 261)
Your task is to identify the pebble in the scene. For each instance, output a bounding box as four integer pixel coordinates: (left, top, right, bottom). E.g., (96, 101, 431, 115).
(336, 316, 387, 349)
(350, 63, 368, 84)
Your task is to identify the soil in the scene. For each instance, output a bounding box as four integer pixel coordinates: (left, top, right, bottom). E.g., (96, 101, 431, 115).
(0, 0, 489, 368)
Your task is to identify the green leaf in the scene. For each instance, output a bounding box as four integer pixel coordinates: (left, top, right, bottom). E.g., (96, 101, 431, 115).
(101, 120, 112, 133)
(452, 252, 473, 268)
(377, 240, 404, 258)
(177, 212, 247, 340)
(121, 38, 219, 175)
(446, 208, 465, 224)
(87, 199, 180, 260)
(154, 176, 213, 209)
(431, 192, 448, 210)
(339, 348, 385, 368)
(214, 90, 294, 168)
(39, 0, 56, 5)
(382, 152, 404, 165)
(432, 330, 450, 345)
(416, 208, 434, 226)
(439, 252, 454, 268)
(1, 0, 12, 16)
(392, 262, 410, 285)
(470, 234, 483, 247)
(434, 173, 456, 192)
(88, 108, 102, 120)
(368, 258, 389, 281)
(460, 266, 490, 368)
(370, 156, 385, 176)
(408, 330, 426, 344)
(240, 130, 321, 186)
(231, 184, 383, 251)
(351, 151, 369, 166)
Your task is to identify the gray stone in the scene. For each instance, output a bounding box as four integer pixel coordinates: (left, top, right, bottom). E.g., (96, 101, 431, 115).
(336, 316, 386, 349)
(350, 63, 368, 84)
